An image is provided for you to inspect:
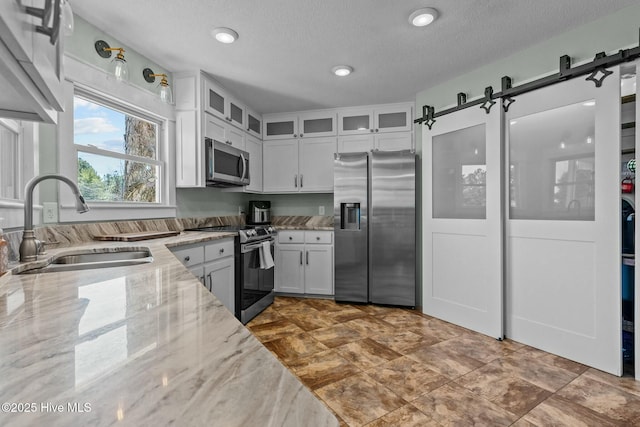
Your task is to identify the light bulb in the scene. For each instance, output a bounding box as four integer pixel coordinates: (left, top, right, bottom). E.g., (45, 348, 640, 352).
(159, 84, 173, 105)
(111, 56, 129, 82)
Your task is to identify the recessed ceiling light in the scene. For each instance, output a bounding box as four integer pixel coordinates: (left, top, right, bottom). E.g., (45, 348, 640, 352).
(582, 100, 595, 107)
(409, 8, 439, 27)
(332, 65, 353, 77)
(211, 27, 238, 44)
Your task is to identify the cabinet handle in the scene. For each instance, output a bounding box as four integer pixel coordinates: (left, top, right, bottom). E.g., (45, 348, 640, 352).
(306, 251, 309, 265)
(207, 273, 213, 292)
(375, 129, 379, 132)
(300, 251, 303, 265)
(219, 248, 224, 254)
(300, 133, 304, 137)
(288, 236, 293, 241)
(370, 129, 374, 133)
(293, 134, 298, 138)
(294, 175, 298, 188)
(184, 255, 190, 262)
(300, 174, 303, 188)
(316, 236, 320, 241)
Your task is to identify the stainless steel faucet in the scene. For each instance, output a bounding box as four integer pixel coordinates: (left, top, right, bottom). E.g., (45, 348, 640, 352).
(19, 174, 89, 262)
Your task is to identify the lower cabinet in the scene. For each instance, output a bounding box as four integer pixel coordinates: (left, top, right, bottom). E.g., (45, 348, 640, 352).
(275, 230, 334, 295)
(170, 238, 235, 313)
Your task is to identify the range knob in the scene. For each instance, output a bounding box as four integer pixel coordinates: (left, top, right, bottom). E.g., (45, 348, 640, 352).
(248, 229, 257, 236)
(267, 226, 274, 233)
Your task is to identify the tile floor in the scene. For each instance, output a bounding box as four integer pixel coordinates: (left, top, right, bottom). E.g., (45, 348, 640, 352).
(247, 296, 640, 426)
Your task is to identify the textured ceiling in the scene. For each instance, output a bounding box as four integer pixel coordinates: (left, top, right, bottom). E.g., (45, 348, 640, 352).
(71, 0, 636, 114)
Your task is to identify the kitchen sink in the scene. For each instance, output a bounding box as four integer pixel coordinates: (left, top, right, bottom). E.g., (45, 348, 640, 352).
(16, 247, 153, 274)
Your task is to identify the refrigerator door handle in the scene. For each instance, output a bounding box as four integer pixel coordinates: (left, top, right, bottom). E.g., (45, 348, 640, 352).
(299, 251, 303, 265)
(294, 174, 298, 188)
(306, 251, 309, 265)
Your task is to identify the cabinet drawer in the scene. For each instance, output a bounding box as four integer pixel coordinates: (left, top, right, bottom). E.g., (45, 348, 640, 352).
(205, 238, 235, 262)
(171, 244, 204, 267)
(305, 231, 333, 244)
(278, 230, 305, 244)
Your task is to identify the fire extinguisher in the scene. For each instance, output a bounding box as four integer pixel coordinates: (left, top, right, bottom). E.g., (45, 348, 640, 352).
(621, 177, 634, 193)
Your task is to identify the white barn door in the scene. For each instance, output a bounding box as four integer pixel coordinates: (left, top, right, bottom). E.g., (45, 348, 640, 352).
(505, 69, 621, 375)
(423, 105, 503, 339)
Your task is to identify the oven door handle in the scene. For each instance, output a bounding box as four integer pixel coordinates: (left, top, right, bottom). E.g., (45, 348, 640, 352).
(241, 239, 275, 253)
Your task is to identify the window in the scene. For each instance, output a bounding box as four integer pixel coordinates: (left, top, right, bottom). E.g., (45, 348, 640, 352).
(0, 119, 20, 200)
(73, 96, 161, 203)
(432, 124, 487, 219)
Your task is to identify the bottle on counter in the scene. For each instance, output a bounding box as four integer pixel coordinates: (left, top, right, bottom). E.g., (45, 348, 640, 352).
(0, 219, 8, 276)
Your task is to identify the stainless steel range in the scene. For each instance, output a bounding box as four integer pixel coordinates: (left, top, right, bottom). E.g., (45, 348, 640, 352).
(186, 224, 276, 324)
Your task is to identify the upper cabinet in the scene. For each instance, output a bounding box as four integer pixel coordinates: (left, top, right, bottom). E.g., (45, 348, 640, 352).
(263, 111, 336, 140)
(203, 77, 246, 130)
(338, 103, 413, 135)
(245, 106, 262, 138)
(0, 0, 65, 123)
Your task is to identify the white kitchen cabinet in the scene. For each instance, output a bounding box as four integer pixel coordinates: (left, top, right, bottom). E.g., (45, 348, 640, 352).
(170, 238, 235, 313)
(275, 231, 334, 295)
(263, 111, 336, 140)
(298, 111, 336, 138)
(176, 110, 202, 187)
(263, 114, 299, 140)
(175, 71, 257, 188)
(298, 137, 336, 191)
(275, 243, 305, 294)
(263, 139, 299, 192)
(338, 103, 413, 135)
(263, 137, 336, 192)
(245, 107, 262, 138)
(0, 0, 64, 123)
(204, 257, 235, 313)
(337, 131, 413, 153)
(203, 77, 246, 130)
(204, 112, 245, 150)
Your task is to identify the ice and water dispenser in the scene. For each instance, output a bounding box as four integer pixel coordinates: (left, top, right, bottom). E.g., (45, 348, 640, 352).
(340, 203, 361, 230)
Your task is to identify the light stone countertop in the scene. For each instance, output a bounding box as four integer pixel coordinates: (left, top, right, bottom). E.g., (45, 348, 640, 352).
(0, 232, 338, 427)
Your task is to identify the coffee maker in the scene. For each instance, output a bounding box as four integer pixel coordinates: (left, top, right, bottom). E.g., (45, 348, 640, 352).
(247, 201, 271, 225)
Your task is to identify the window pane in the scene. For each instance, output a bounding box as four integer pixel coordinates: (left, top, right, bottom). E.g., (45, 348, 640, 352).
(0, 122, 18, 199)
(78, 152, 157, 202)
(73, 97, 156, 159)
(509, 101, 595, 220)
(432, 124, 486, 219)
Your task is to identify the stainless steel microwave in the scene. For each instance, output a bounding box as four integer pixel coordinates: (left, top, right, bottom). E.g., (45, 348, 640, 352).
(205, 137, 250, 187)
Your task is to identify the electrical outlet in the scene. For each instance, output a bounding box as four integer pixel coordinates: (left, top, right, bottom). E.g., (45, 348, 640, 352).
(319, 205, 325, 215)
(43, 202, 58, 223)
(238, 206, 244, 215)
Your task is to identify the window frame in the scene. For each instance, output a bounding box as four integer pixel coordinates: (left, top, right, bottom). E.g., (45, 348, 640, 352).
(0, 119, 36, 229)
(58, 76, 176, 222)
(73, 92, 163, 204)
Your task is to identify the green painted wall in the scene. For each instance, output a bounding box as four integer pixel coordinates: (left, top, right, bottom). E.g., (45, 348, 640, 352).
(176, 189, 333, 218)
(65, 15, 171, 93)
(414, 3, 640, 153)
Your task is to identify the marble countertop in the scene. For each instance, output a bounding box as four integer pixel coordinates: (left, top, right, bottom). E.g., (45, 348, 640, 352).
(0, 232, 338, 427)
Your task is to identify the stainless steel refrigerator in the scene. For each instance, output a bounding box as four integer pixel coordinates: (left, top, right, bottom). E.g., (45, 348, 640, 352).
(334, 150, 416, 306)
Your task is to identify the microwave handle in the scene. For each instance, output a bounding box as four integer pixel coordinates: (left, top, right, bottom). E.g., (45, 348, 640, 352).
(206, 141, 214, 180)
(240, 153, 247, 181)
